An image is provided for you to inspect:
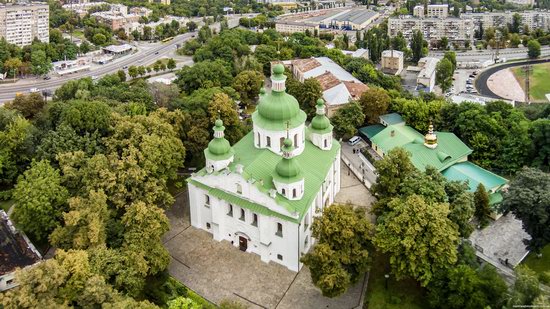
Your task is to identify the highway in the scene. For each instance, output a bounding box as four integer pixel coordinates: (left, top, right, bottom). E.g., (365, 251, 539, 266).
(0, 32, 196, 103)
(429, 46, 550, 62)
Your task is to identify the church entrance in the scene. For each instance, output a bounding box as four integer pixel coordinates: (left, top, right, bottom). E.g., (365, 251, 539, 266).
(239, 236, 248, 252)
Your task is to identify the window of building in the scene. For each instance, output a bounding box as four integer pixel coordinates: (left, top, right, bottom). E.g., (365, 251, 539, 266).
(324, 139, 328, 148)
(276, 222, 283, 237)
(252, 213, 258, 227)
(240, 208, 245, 221)
(227, 204, 233, 217)
(266, 136, 271, 147)
(280, 137, 285, 150)
(292, 188, 297, 198)
(257, 132, 260, 147)
(304, 214, 309, 231)
(282, 188, 286, 196)
(277, 254, 283, 260)
(236, 183, 242, 194)
(205, 195, 210, 207)
(294, 134, 298, 148)
(305, 235, 309, 248)
(206, 222, 211, 229)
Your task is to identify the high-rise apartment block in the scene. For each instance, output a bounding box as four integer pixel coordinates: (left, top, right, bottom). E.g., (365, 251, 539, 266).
(0, 3, 49, 47)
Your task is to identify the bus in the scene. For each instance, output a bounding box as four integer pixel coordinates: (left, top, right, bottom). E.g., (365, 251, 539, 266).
(161, 37, 174, 43)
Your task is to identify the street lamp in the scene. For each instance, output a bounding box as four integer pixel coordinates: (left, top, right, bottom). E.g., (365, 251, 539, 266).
(384, 274, 390, 290)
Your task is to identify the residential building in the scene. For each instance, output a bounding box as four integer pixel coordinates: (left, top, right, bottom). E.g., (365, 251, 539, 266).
(413, 5, 424, 18)
(0, 210, 42, 291)
(149, 0, 170, 5)
(342, 48, 369, 59)
(275, 21, 319, 34)
(187, 64, 341, 272)
(62, 1, 109, 18)
(417, 57, 440, 92)
(388, 15, 474, 46)
(359, 114, 508, 214)
(506, 0, 535, 5)
(413, 4, 449, 18)
(0, 3, 49, 47)
(381, 50, 404, 75)
(464, 10, 550, 32)
(91, 4, 152, 31)
(275, 57, 369, 116)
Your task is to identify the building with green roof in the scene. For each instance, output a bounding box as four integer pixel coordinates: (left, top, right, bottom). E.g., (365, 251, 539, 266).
(187, 64, 341, 272)
(362, 114, 508, 209)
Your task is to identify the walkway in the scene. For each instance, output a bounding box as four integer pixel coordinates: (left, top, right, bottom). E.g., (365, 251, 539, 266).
(340, 139, 377, 189)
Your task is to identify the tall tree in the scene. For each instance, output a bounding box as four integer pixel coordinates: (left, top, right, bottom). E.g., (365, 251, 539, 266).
(5, 92, 45, 119)
(330, 101, 365, 139)
(474, 183, 491, 227)
(232, 70, 264, 107)
(531, 119, 550, 170)
(301, 204, 373, 297)
(436, 58, 454, 93)
(12, 159, 69, 241)
(374, 195, 459, 286)
(359, 87, 390, 124)
(175, 60, 233, 94)
(507, 266, 544, 307)
(287, 77, 323, 119)
(501, 167, 550, 251)
(527, 40, 541, 59)
(30, 49, 52, 76)
(411, 30, 426, 63)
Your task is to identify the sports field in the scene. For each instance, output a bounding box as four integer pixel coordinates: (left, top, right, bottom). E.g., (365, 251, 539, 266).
(511, 63, 550, 102)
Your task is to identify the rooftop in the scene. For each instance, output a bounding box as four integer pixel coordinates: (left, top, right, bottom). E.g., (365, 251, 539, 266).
(190, 131, 340, 223)
(0, 211, 41, 276)
(442, 161, 508, 193)
(382, 50, 404, 58)
(103, 44, 133, 53)
(379, 113, 405, 126)
(331, 9, 378, 24)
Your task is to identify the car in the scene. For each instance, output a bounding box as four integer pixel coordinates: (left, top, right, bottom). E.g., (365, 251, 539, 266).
(122, 65, 128, 69)
(469, 74, 475, 78)
(43, 75, 51, 80)
(91, 75, 99, 80)
(29, 87, 39, 93)
(348, 136, 361, 146)
(466, 80, 472, 85)
(154, 51, 159, 55)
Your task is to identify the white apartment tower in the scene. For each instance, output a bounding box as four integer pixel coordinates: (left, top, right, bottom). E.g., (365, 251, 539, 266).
(0, 4, 49, 47)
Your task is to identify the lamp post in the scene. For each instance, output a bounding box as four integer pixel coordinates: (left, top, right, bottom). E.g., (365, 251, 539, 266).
(384, 274, 389, 290)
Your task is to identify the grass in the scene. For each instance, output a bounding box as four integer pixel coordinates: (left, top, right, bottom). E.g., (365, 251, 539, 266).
(364, 252, 428, 309)
(71, 30, 85, 40)
(511, 63, 550, 102)
(523, 244, 550, 281)
(0, 199, 14, 212)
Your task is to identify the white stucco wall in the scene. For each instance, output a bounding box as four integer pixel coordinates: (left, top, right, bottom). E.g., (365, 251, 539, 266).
(253, 123, 306, 156)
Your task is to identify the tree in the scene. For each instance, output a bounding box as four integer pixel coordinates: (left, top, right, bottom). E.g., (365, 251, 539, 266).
(128, 65, 138, 79)
(474, 183, 491, 227)
(12, 160, 69, 241)
(439, 37, 448, 50)
(527, 40, 541, 59)
(301, 204, 373, 297)
(371, 148, 416, 213)
(507, 266, 544, 307)
(186, 21, 197, 32)
(446, 181, 475, 237)
(359, 88, 390, 124)
(92, 33, 107, 45)
(5, 92, 45, 119)
(167, 58, 176, 70)
(511, 13, 522, 33)
(390, 32, 407, 51)
(117, 69, 126, 82)
(148, 82, 181, 109)
(436, 58, 454, 93)
(0, 250, 157, 308)
(0, 113, 35, 189)
(30, 49, 52, 76)
(427, 265, 507, 309)
(79, 41, 91, 54)
(175, 60, 232, 94)
(411, 30, 426, 63)
(330, 101, 365, 139)
(501, 168, 550, 251)
(4, 57, 22, 77)
(168, 297, 200, 309)
(443, 51, 457, 71)
(374, 195, 459, 286)
(531, 119, 550, 169)
(286, 77, 322, 118)
(50, 190, 111, 250)
(232, 70, 264, 107)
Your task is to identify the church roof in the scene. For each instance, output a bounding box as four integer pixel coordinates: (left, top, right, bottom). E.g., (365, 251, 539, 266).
(190, 131, 340, 223)
(370, 124, 472, 172)
(442, 161, 508, 194)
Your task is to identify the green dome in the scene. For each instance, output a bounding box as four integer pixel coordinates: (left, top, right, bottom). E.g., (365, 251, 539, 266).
(311, 115, 331, 131)
(273, 63, 285, 75)
(274, 138, 302, 181)
(205, 120, 234, 160)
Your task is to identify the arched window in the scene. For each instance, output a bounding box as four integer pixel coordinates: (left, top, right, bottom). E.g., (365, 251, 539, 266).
(257, 132, 260, 147)
(266, 136, 271, 147)
(282, 188, 286, 196)
(294, 134, 298, 148)
(293, 188, 297, 198)
(236, 183, 242, 194)
(324, 139, 328, 148)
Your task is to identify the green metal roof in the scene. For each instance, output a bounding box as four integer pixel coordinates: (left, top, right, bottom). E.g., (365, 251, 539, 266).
(370, 125, 473, 172)
(489, 192, 503, 206)
(359, 124, 385, 139)
(188, 130, 340, 223)
(379, 113, 405, 125)
(252, 91, 307, 131)
(442, 161, 508, 193)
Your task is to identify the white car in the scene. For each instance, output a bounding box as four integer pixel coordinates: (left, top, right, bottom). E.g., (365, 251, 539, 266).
(29, 88, 39, 93)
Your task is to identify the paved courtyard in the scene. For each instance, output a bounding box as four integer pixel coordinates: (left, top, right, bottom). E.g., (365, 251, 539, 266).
(163, 165, 374, 308)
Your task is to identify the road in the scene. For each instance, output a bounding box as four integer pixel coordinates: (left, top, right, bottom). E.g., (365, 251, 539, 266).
(429, 46, 550, 62)
(0, 32, 198, 103)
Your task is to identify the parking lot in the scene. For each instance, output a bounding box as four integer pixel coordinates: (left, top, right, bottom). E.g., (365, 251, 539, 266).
(451, 69, 479, 96)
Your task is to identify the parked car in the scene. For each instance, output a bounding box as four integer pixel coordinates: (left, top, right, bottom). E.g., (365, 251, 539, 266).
(29, 87, 39, 93)
(154, 51, 159, 55)
(122, 65, 128, 69)
(348, 136, 361, 146)
(43, 75, 51, 80)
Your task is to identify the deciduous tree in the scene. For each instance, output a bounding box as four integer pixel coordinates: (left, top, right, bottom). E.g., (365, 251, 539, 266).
(232, 70, 264, 107)
(359, 87, 390, 124)
(330, 101, 365, 139)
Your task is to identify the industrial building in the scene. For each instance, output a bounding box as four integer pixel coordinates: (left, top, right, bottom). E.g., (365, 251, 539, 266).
(275, 8, 380, 34)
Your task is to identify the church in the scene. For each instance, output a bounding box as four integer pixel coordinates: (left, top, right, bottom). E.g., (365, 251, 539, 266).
(187, 64, 341, 272)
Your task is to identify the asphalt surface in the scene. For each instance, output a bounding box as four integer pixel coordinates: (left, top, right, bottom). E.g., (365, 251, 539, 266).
(429, 46, 550, 62)
(0, 32, 196, 103)
(475, 58, 550, 102)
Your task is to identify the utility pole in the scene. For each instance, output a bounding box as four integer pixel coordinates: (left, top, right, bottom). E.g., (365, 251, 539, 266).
(523, 65, 531, 103)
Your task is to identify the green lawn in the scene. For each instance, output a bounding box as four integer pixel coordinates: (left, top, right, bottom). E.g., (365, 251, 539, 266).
(523, 244, 550, 280)
(364, 252, 428, 309)
(511, 63, 550, 102)
(0, 199, 13, 212)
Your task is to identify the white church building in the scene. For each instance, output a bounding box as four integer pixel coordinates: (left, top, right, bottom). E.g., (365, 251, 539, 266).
(187, 64, 341, 272)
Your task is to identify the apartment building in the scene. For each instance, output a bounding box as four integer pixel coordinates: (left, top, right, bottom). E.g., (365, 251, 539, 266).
(388, 16, 474, 46)
(413, 4, 449, 18)
(417, 57, 440, 92)
(149, 0, 171, 5)
(275, 21, 319, 34)
(0, 3, 49, 47)
(91, 4, 152, 31)
(464, 10, 550, 32)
